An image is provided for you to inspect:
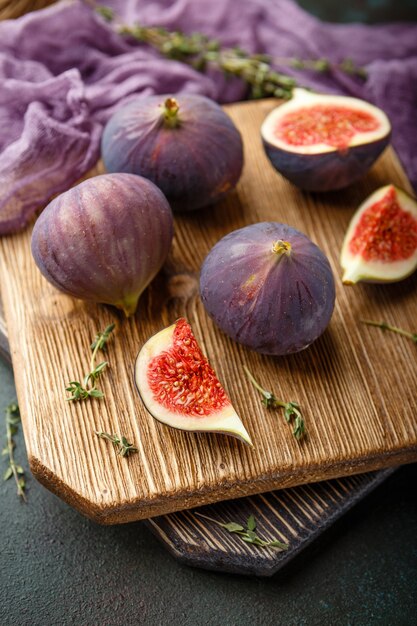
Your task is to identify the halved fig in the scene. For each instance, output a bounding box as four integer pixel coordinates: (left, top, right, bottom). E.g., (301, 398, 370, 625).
(135, 318, 253, 445)
(261, 89, 391, 191)
(341, 184, 417, 284)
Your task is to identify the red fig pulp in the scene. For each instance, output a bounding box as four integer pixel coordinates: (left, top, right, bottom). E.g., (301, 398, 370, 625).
(102, 94, 244, 212)
(200, 222, 335, 355)
(135, 318, 252, 445)
(341, 184, 417, 284)
(31, 173, 173, 316)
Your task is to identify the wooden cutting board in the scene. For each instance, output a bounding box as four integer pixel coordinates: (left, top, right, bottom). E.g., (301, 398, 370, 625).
(0, 301, 395, 575)
(0, 99, 416, 524)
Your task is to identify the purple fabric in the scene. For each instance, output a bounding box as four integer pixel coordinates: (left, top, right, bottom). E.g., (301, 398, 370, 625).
(0, 0, 416, 233)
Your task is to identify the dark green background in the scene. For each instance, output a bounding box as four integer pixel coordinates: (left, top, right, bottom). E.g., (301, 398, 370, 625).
(299, 0, 417, 23)
(1, 2, 417, 625)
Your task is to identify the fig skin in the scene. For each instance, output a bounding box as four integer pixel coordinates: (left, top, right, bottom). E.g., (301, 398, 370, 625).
(31, 173, 173, 316)
(262, 137, 390, 192)
(101, 94, 244, 212)
(200, 222, 335, 355)
(261, 90, 391, 192)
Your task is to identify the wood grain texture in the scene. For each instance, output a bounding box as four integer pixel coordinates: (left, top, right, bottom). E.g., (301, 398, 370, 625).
(0, 306, 397, 578)
(0, 0, 55, 20)
(148, 469, 395, 576)
(0, 99, 416, 524)
(0, 299, 394, 575)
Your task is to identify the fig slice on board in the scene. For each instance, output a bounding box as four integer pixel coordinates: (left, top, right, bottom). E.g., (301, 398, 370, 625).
(135, 318, 253, 446)
(341, 184, 417, 284)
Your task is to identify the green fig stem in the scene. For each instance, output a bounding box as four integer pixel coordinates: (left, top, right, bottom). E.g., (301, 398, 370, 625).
(117, 295, 140, 318)
(272, 240, 292, 256)
(360, 319, 417, 343)
(161, 97, 181, 128)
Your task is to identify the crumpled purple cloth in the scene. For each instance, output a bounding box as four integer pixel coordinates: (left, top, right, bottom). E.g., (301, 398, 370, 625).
(1, 0, 416, 233)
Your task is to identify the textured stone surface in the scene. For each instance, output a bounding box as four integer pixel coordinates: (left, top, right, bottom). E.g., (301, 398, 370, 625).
(0, 357, 416, 625)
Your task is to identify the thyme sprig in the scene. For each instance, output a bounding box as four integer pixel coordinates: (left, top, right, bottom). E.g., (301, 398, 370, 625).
(90, 323, 116, 351)
(195, 512, 288, 550)
(361, 319, 417, 344)
(96, 5, 367, 100)
(244, 366, 306, 440)
(66, 323, 115, 401)
(3, 403, 26, 501)
(95, 431, 138, 457)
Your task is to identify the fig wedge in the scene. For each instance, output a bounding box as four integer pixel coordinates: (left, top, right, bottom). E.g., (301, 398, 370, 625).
(341, 185, 417, 284)
(135, 319, 253, 445)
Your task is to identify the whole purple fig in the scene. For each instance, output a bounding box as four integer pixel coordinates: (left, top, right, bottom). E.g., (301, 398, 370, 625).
(200, 222, 335, 355)
(31, 173, 173, 316)
(101, 95, 243, 212)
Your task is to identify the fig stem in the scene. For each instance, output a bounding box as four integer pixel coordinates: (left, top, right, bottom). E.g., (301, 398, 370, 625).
(360, 319, 417, 344)
(272, 240, 292, 256)
(161, 97, 181, 128)
(117, 296, 140, 318)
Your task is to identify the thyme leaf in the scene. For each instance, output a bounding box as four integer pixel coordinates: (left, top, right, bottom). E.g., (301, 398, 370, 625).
(195, 512, 288, 550)
(3, 403, 26, 501)
(361, 319, 417, 344)
(90, 323, 116, 351)
(94, 6, 367, 100)
(95, 431, 138, 457)
(244, 366, 306, 440)
(96, 5, 114, 21)
(66, 323, 115, 402)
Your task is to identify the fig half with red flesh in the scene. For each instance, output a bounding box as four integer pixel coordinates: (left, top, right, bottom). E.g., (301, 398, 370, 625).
(261, 89, 391, 191)
(341, 184, 417, 284)
(135, 318, 253, 445)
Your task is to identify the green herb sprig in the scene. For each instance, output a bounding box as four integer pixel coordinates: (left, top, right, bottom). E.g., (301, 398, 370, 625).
(361, 319, 417, 344)
(3, 403, 26, 501)
(244, 366, 306, 440)
(95, 431, 138, 457)
(66, 323, 115, 402)
(195, 512, 288, 550)
(95, 5, 366, 100)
